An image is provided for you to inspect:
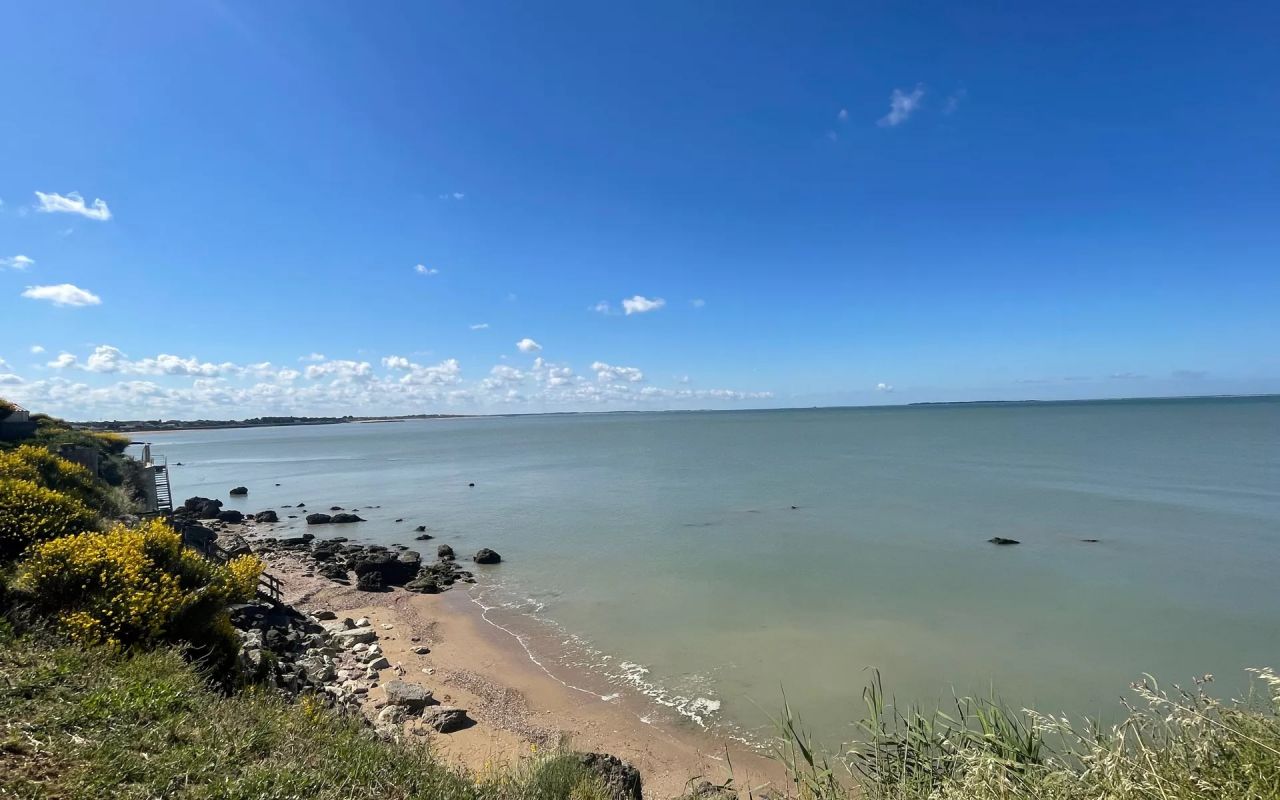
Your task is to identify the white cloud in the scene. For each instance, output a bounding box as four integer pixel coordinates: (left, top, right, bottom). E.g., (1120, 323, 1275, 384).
(304, 359, 374, 382)
(591, 361, 644, 383)
(300, 353, 327, 362)
(30, 345, 45, 354)
(690, 298, 706, 309)
(943, 89, 967, 115)
(414, 264, 439, 275)
(21, 283, 102, 307)
(591, 301, 612, 314)
(516, 338, 542, 353)
(621, 295, 665, 315)
(382, 355, 412, 370)
(878, 86, 925, 127)
(34, 191, 112, 221)
(469, 323, 489, 330)
(438, 192, 465, 200)
(47, 353, 77, 369)
(0, 373, 22, 386)
(1, 254, 34, 270)
(876, 382, 894, 392)
(837, 108, 849, 122)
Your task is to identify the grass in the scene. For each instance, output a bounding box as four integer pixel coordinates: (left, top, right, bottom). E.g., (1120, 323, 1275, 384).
(772, 669, 1280, 800)
(0, 623, 611, 800)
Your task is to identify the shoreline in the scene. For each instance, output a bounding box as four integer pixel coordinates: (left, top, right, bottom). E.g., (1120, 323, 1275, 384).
(240, 524, 785, 798)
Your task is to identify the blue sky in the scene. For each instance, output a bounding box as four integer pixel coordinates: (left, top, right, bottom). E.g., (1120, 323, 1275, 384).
(1, 1, 1277, 419)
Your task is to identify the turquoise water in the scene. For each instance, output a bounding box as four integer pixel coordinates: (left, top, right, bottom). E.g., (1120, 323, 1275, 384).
(148, 397, 1280, 746)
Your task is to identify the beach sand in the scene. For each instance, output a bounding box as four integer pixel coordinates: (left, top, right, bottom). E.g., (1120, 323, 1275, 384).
(255, 544, 786, 799)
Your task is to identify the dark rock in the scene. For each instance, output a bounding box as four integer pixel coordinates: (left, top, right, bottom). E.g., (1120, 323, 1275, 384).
(405, 576, 440, 594)
(1081, 538, 1100, 543)
(577, 753, 642, 800)
(395, 518, 404, 523)
(414, 533, 433, 540)
(330, 513, 365, 524)
(988, 537, 1021, 545)
(254, 510, 279, 523)
(229, 486, 249, 496)
(437, 544, 455, 560)
(414, 525, 427, 532)
(312, 609, 338, 621)
(318, 563, 349, 581)
(180, 524, 217, 550)
(356, 571, 384, 592)
(306, 513, 332, 525)
(330, 506, 343, 511)
(352, 552, 415, 586)
(473, 548, 501, 564)
(420, 706, 469, 733)
(468, 482, 475, 487)
(218, 509, 245, 523)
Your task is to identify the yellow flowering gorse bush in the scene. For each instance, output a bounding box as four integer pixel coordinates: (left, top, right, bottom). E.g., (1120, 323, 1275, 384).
(0, 478, 98, 561)
(17, 517, 263, 649)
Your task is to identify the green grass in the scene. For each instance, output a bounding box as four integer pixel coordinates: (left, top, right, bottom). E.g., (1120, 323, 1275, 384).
(0, 624, 610, 800)
(772, 669, 1280, 800)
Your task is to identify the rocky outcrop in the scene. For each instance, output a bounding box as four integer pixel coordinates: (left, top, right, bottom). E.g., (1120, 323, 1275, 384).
(217, 509, 245, 523)
(330, 513, 365, 524)
(577, 753, 642, 800)
(437, 544, 455, 560)
(356, 571, 383, 592)
(229, 486, 249, 496)
(306, 513, 332, 525)
(254, 510, 279, 523)
(473, 548, 501, 564)
(182, 496, 224, 520)
(987, 537, 1020, 545)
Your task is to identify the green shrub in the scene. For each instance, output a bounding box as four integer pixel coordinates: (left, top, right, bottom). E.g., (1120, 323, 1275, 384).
(0, 478, 97, 561)
(15, 517, 262, 653)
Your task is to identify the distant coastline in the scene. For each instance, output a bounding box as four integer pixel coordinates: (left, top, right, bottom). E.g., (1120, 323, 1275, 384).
(69, 392, 1277, 433)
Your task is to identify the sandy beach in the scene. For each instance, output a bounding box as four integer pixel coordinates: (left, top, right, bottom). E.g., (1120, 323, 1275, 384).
(249, 535, 786, 799)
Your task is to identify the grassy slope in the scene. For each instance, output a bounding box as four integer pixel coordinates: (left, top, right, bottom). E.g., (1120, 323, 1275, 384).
(0, 625, 607, 800)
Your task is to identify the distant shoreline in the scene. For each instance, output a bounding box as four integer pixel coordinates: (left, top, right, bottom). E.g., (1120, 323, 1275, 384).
(71, 392, 1277, 434)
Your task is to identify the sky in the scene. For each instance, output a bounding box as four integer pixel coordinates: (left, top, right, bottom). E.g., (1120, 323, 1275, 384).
(1, 1, 1278, 420)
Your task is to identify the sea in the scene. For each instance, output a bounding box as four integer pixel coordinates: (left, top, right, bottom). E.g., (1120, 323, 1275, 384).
(144, 396, 1280, 747)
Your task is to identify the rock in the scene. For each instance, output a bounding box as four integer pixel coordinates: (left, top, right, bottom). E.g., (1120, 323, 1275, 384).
(331, 513, 365, 524)
(333, 628, 378, 646)
(217, 509, 245, 523)
(468, 482, 475, 487)
(987, 537, 1021, 545)
(355, 617, 372, 628)
(254, 509, 279, 523)
(414, 533, 433, 540)
(412, 645, 430, 655)
(297, 653, 336, 683)
(352, 552, 415, 586)
(367, 656, 391, 670)
(577, 753, 642, 800)
(330, 506, 344, 511)
(357, 571, 384, 591)
(312, 610, 337, 621)
(319, 564, 349, 581)
(377, 705, 409, 726)
(306, 513, 332, 525)
(229, 486, 249, 496)
(420, 706, 469, 733)
(383, 680, 433, 711)
(415, 525, 427, 532)
(405, 576, 440, 594)
(472, 548, 501, 564)
(1081, 538, 1100, 543)
(179, 524, 217, 550)
(437, 544, 455, 560)
(395, 518, 404, 523)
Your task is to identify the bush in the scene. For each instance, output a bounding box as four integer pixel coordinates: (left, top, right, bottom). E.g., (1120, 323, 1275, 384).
(0, 478, 98, 561)
(16, 518, 263, 651)
(0, 444, 119, 513)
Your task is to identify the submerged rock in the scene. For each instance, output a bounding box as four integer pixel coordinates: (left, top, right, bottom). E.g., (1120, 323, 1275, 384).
(229, 486, 249, 496)
(987, 537, 1020, 545)
(330, 513, 365, 524)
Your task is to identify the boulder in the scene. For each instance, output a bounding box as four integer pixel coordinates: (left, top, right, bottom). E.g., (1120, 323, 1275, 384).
(217, 509, 245, 524)
(419, 706, 469, 733)
(437, 544, 455, 560)
(254, 510, 279, 523)
(180, 524, 217, 551)
(383, 680, 433, 711)
(333, 627, 378, 646)
(312, 610, 338, 621)
(473, 548, 501, 565)
(414, 534, 433, 540)
(306, 513, 332, 525)
(377, 705, 409, 726)
(229, 486, 249, 496)
(987, 537, 1020, 545)
(331, 513, 365, 524)
(577, 753, 642, 800)
(356, 571, 384, 592)
(353, 552, 415, 586)
(414, 525, 427, 532)
(405, 576, 440, 594)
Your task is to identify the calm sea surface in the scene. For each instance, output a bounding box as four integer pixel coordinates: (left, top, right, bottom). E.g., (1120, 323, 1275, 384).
(147, 397, 1280, 745)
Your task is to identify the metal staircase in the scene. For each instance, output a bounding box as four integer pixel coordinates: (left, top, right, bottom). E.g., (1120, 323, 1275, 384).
(152, 457, 173, 515)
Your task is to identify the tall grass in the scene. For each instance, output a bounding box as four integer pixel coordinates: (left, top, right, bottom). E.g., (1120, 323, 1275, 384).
(772, 670, 1280, 800)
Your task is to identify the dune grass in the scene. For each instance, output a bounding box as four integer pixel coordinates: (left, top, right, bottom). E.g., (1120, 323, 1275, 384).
(0, 623, 610, 800)
(773, 669, 1280, 800)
